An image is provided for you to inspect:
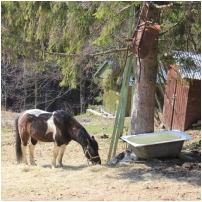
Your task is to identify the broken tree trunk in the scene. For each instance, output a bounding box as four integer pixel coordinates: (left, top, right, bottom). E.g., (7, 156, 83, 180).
(130, 4, 160, 135)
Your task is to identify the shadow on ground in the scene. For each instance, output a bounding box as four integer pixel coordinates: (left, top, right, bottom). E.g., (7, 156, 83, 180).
(106, 150, 201, 186)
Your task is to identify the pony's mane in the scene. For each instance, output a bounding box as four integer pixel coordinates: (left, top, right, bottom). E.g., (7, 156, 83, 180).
(55, 110, 83, 127)
(78, 128, 99, 150)
(54, 110, 99, 150)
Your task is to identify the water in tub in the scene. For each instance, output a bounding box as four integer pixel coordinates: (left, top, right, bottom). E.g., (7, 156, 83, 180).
(130, 133, 180, 145)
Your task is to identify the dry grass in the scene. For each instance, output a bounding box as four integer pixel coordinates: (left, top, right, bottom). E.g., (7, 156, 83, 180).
(1, 110, 201, 201)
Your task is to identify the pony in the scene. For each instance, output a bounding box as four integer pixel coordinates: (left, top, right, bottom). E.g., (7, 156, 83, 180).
(15, 109, 101, 168)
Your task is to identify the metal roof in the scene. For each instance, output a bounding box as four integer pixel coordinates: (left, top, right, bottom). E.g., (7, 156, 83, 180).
(95, 51, 201, 84)
(173, 51, 201, 80)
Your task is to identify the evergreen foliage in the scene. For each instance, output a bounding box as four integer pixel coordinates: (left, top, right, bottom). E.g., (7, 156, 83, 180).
(1, 1, 201, 89)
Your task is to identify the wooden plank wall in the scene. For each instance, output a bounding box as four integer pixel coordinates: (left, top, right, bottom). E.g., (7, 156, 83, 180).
(184, 80, 201, 130)
(163, 65, 201, 131)
(103, 86, 132, 117)
(163, 67, 178, 130)
(172, 77, 189, 131)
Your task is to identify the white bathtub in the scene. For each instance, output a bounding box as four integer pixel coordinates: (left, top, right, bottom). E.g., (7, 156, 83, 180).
(121, 130, 193, 159)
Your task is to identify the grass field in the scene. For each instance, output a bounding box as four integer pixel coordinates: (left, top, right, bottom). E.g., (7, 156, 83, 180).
(1, 110, 201, 201)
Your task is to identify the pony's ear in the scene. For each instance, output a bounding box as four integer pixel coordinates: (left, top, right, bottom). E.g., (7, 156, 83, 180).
(91, 136, 95, 139)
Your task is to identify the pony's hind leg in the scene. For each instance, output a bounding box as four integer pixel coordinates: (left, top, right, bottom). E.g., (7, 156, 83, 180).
(20, 135, 29, 165)
(51, 142, 60, 169)
(57, 144, 67, 167)
(21, 144, 28, 165)
(18, 124, 30, 165)
(29, 138, 37, 166)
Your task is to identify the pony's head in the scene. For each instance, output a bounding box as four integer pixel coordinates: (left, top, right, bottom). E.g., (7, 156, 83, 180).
(85, 136, 101, 165)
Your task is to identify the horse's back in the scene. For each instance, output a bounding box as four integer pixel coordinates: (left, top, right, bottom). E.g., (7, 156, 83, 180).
(54, 110, 82, 127)
(18, 109, 54, 142)
(20, 109, 51, 118)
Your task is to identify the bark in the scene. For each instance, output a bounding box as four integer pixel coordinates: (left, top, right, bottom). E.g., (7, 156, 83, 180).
(23, 65, 27, 109)
(130, 5, 160, 135)
(3, 65, 8, 111)
(80, 69, 86, 114)
(34, 76, 38, 109)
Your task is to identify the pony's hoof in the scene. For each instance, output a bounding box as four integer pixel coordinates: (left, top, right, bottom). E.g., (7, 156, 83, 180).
(31, 162, 37, 166)
(51, 163, 56, 169)
(57, 163, 63, 167)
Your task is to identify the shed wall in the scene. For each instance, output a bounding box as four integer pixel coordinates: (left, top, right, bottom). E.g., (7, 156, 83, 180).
(172, 77, 189, 131)
(163, 65, 201, 131)
(103, 89, 119, 115)
(103, 86, 132, 116)
(184, 80, 201, 130)
(163, 67, 178, 130)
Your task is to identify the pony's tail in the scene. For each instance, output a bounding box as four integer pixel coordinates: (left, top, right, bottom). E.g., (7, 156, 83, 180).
(15, 115, 22, 163)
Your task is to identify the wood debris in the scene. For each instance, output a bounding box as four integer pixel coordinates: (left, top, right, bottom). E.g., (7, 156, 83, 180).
(192, 120, 201, 130)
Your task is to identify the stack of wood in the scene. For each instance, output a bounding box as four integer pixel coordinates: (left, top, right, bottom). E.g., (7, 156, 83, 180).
(192, 120, 201, 130)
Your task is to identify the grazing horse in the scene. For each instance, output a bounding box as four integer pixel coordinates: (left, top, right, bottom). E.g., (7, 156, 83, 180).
(15, 109, 101, 168)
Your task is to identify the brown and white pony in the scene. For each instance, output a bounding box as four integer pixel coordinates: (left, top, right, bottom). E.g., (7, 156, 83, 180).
(15, 109, 101, 168)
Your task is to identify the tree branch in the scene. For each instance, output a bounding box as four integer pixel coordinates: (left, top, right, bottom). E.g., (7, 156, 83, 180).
(90, 2, 136, 35)
(2, 27, 128, 59)
(159, 17, 184, 36)
(2, 27, 81, 58)
(115, 2, 136, 16)
(88, 48, 128, 57)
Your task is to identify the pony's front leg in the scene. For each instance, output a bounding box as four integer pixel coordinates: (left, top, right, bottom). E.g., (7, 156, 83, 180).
(57, 144, 67, 167)
(21, 144, 28, 165)
(51, 142, 60, 169)
(29, 143, 37, 166)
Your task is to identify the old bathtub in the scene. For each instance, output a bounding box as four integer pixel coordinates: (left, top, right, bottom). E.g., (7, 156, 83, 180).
(121, 130, 193, 159)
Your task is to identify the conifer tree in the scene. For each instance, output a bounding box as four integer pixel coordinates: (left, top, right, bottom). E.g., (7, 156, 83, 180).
(1, 2, 201, 133)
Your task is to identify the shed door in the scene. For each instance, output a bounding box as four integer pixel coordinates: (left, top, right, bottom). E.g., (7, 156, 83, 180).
(163, 69, 189, 131)
(172, 79, 189, 131)
(163, 70, 178, 130)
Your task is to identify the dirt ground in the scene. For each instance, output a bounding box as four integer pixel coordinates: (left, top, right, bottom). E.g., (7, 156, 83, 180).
(1, 110, 201, 201)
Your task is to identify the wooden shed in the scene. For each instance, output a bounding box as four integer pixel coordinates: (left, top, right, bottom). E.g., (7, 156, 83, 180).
(103, 86, 132, 116)
(163, 52, 201, 131)
(94, 60, 133, 116)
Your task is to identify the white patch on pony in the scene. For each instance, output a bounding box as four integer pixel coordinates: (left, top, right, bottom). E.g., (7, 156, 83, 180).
(22, 109, 50, 118)
(46, 114, 57, 140)
(19, 109, 51, 123)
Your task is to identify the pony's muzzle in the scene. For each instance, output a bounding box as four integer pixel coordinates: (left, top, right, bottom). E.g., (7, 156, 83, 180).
(85, 150, 101, 165)
(91, 157, 101, 165)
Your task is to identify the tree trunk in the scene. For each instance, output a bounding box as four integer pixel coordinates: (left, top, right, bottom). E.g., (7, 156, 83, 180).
(34, 75, 38, 109)
(80, 69, 86, 114)
(23, 65, 27, 109)
(130, 5, 160, 135)
(4, 83, 8, 111)
(3, 65, 8, 111)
